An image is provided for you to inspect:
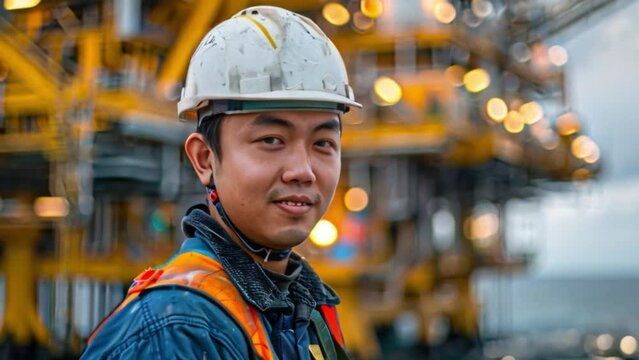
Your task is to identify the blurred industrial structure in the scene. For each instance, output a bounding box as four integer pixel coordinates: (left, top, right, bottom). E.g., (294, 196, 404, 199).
(0, 0, 616, 359)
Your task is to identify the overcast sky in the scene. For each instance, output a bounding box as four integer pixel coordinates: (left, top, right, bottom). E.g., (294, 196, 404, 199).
(532, 0, 639, 277)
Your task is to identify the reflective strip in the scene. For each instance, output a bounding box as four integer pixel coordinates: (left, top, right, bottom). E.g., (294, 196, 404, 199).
(238, 15, 277, 49)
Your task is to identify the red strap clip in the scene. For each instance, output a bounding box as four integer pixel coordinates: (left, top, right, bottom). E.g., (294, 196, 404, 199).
(128, 268, 164, 295)
(208, 189, 219, 203)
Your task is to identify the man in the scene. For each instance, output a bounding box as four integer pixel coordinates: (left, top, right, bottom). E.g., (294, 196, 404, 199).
(82, 5, 360, 360)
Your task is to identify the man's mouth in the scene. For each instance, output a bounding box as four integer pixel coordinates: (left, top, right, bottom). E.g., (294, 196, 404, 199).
(272, 195, 316, 215)
(274, 200, 312, 207)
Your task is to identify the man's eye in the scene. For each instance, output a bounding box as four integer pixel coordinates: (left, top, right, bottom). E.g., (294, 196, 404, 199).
(315, 140, 335, 148)
(262, 137, 283, 145)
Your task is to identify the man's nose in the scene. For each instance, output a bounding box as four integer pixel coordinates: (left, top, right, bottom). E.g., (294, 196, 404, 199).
(281, 147, 317, 184)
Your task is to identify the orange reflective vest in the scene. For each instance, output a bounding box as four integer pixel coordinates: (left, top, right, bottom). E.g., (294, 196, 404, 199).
(89, 251, 346, 360)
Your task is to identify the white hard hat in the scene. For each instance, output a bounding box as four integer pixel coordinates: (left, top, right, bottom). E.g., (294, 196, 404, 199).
(177, 6, 361, 122)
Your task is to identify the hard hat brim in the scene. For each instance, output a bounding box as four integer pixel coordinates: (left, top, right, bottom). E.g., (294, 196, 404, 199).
(178, 90, 362, 122)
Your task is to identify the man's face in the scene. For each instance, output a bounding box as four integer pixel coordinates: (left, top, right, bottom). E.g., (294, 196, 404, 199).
(213, 110, 341, 249)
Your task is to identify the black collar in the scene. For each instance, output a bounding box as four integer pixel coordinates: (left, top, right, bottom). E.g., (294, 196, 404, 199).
(181, 204, 340, 313)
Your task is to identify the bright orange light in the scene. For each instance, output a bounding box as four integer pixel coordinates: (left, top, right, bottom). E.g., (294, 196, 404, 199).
(361, 0, 383, 19)
(572, 168, 590, 181)
(444, 65, 465, 87)
(374, 76, 402, 105)
(4, 0, 40, 10)
(310, 220, 339, 247)
(463, 68, 490, 93)
(344, 187, 369, 212)
(519, 101, 543, 124)
(464, 213, 499, 241)
(571, 135, 596, 159)
(323, 2, 351, 26)
(486, 97, 508, 122)
(434, 1, 456, 24)
(504, 111, 524, 133)
(34, 197, 69, 218)
(556, 112, 581, 136)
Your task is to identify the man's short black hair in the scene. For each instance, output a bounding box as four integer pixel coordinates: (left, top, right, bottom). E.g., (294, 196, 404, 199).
(197, 114, 224, 159)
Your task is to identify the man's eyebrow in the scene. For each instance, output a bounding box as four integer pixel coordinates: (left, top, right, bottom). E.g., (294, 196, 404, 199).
(313, 119, 340, 133)
(250, 114, 293, 129)
(250, 114, 340, 133)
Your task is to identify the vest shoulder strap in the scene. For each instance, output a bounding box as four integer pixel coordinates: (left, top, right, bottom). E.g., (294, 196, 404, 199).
(90, 251, 275, 360)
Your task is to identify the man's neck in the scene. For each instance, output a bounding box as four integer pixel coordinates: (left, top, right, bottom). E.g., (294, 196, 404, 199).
(208, 204, 290, 274)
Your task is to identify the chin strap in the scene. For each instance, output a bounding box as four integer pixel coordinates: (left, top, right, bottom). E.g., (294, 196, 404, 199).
(206, 186, 292, 262)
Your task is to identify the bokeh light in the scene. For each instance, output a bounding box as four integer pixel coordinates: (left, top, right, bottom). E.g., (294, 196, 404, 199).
(445, 65, 465, 87)
(352, 11, 375, 31)
(361, 0, 383, 19)
(464, 213, 499, 241)
(486, 97, 508, 122)
(374, 76, 403, 105)
(344, 187, 369, 212)
(548, 45, 568, 66)
(556, 112, 581, 136)
(621, 336, 638, 356)
(584, 145, 600, 164)
(596, 333, 614, 351)
(472, 0, 494, 18)
(322, 2, 350, 26)
(463, 68, 490, 93)
(571, 135, 597, 159)
(310, 219, 339, 247)
(34, 197, 70, 218)
(504, 110, 525, 133)
(4, 0, 40, 10)
(434, 1, 457, 24)
(572, 168, 591, 182)
(519, 101, 543, 125)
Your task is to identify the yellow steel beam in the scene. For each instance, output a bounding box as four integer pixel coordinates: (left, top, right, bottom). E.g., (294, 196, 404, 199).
(0, 133, 52, 153)
(2, 93, 54, 115)
(77, 30, 102, 83)
(0, 19, 60, 103)
(446, 131, 495, 166)
(95, 89, 175, 119)
(156, 0, 224, 97)
(342, 122, 447, 154)
(332, 28, 453, 54)
(0, 223, 49, 346)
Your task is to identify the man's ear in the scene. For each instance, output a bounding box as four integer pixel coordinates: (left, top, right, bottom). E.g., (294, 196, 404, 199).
(184, 133, 216, 187)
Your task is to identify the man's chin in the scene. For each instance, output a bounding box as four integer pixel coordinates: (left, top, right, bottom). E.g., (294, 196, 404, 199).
(268, 228, 310, 249)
